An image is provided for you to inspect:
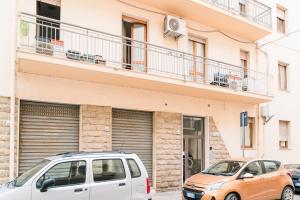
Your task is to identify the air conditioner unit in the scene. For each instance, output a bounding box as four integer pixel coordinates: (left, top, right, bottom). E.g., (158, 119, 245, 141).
(164, 15, 186, 38)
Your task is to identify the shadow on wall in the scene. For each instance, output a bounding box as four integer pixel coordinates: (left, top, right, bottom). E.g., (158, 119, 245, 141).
(209, 117, 230, 165)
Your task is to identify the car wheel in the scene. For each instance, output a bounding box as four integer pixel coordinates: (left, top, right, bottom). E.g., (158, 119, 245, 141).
(225, 193, 239, 200)
(281, 186, 294, 200)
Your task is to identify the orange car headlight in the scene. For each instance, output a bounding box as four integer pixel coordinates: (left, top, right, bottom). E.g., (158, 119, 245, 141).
(206, 181, 226, 191)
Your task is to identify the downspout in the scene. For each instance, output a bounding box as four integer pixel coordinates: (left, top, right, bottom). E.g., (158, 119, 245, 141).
(255, 44, 270, 159)
(9, 0, 17, 180)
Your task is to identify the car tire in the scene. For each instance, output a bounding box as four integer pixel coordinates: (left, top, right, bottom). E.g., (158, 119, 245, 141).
(225, 193, 239, 200)
(281, 186, 294, 200)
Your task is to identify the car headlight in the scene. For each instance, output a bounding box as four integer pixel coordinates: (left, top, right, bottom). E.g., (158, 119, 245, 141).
(206, 181, 226, 191)
(184, 179, 189, 185)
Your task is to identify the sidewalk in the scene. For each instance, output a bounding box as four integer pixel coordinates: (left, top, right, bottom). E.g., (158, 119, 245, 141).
(151, 191, 300, 200)
(151, 191, 181, 200)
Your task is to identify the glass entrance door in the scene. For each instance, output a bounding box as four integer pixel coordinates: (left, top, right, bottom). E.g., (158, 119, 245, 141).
(183, 116, 205, 181)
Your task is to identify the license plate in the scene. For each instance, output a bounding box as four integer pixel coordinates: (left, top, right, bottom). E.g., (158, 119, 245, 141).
(186, 192, 196, 199)
(295, 183, 300, 186)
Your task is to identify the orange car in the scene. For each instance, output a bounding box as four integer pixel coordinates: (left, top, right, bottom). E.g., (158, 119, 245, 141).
(183, 158, 294, 200)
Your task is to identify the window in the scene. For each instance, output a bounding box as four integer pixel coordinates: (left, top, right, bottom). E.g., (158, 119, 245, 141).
(126, 159, 141, 178)
(240, 50, 249, 78)
(242, 117, 254, 148)
(263, 161, 280, 173)
(36, 160, 86, 188)
(239, 2, 246, 16)
(37, 0, 61, 40)
(15, 159, 50, 187)
(278, 63, 288, 90)
(92, 159, 126, 182)
(204, 161, 245, 176)
(279, 120, 290, 149)
(122, 16, 147, 72)
(188, 38, 206, 81)
(242, 161, 263, 176)
(277, 6, 286, 34)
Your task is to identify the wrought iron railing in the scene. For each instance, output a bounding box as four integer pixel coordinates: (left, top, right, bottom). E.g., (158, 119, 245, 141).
(202, 0, 272, 28)
(18, 13, 273, 96)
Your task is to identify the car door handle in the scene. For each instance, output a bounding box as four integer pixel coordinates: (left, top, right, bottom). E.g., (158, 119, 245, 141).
(119, 182, 126, 187)
(74, 188, 83, 192)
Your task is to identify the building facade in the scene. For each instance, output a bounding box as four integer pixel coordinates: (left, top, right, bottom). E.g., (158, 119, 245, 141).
(0, 0, 299, 192)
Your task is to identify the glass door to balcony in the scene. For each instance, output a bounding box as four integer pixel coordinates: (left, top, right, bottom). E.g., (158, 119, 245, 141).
(188, 39, 206, 83)
(36, 1, 61, 40)
(183, 116, 205, 182)
(122, 16, 147, 72)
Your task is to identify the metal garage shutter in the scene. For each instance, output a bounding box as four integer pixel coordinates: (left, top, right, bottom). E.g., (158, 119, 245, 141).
(112, 109, 153, 181)
(19, 101, 79, 175)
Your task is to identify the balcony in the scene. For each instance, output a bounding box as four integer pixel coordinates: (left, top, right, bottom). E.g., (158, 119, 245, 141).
(197, 0, 272, 28)
(17, 13, 273, 103)
(130, 0, 272, 41)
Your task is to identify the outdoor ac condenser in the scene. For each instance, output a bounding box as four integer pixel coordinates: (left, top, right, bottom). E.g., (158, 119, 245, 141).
(164, 15, 186, 38)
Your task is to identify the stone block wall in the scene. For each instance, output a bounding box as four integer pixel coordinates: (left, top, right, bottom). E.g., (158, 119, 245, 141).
(80, 105, 112, 152)
(0, 97, 18, 183)
(154, 111, 182, 192)
(209, 117, 230, 165)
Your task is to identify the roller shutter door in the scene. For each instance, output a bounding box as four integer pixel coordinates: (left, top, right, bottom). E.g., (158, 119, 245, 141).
(19, 101, 79, 175)
(112, 109, 153, 181)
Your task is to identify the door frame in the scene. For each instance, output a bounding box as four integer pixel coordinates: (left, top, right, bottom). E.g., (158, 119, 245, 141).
(122, 15, 148, 72)
(188, 36, 207, 81)
(182, 116, 205, 181)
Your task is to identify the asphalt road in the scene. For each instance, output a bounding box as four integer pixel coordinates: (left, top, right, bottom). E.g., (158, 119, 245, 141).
(295, 193, 300, 200)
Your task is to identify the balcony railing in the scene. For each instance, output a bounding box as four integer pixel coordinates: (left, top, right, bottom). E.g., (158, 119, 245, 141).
(202, 0, 272, 28)
(18, 13, 273, 97)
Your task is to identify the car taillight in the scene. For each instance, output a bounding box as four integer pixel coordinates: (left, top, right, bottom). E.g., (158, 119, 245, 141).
(146, 178, 150, 194)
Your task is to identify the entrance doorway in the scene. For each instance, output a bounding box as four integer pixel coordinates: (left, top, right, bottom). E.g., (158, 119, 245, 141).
(183, 116, 205, 181)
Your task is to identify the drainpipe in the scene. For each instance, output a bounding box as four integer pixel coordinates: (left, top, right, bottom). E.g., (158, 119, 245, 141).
(255, 44, 270, 158)
(9, 0, 17, 181)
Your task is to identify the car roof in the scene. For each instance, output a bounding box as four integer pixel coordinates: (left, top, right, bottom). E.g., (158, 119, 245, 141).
(222, 158, 281, 163)
(45, 151, 134, 161)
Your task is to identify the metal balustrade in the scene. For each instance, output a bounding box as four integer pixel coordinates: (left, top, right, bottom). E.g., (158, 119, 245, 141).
(18, 13, 273, 96)
(202, 0, 272, 28)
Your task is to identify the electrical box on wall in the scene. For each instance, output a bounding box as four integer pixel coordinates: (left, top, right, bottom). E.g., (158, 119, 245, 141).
(261, 105, 269, 118)
(164, 15, 186, 39)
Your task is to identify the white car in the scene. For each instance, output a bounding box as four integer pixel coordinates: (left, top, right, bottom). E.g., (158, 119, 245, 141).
(0, 152, 151, 200)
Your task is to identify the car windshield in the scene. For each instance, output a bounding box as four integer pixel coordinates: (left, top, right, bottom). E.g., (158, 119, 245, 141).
(14, 159, 50, 187)
(202, 160, 246, 176)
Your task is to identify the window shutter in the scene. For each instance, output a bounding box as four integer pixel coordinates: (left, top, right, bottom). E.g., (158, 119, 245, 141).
(240, 50, 248, 60)
(189, 36, 206, 45)
(37, 0, 61, 6)
(277, 7, 285, 19)
(279, 121, 288, 141)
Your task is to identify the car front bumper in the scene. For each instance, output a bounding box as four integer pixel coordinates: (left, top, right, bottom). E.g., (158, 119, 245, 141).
(292, 178, 300, 191)
(182, 187, 227, 200)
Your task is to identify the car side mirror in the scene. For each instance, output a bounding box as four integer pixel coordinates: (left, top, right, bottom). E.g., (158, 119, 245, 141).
(40, 179, 55, 192)
(241, 173, 254, 179)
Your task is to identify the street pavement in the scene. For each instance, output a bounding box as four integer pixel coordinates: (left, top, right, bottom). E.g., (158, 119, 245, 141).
(151, 191, 300, 200)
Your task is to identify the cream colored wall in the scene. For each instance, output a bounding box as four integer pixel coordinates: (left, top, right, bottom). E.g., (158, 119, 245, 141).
(0, 0, 14, 97)
(16, 0, 300, 164)
(17, 0, 259, 71)
(14, 0, 268, 162)
(17, 72, 257, 160)
(258, 0, 300, 164)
